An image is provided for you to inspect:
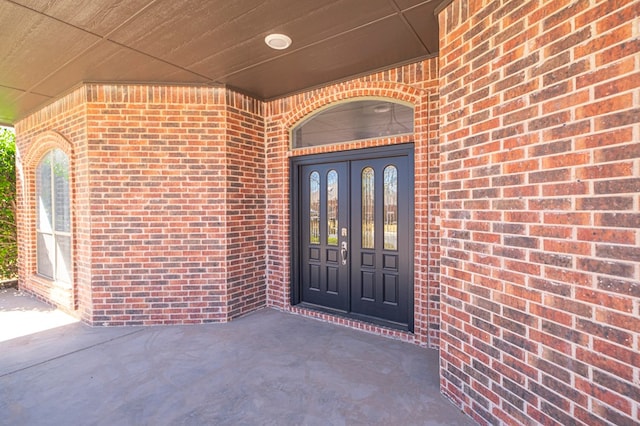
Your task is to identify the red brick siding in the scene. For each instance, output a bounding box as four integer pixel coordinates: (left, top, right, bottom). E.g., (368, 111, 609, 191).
(15, 92, 93, 321)
(264, 59, 441, 347)
(16, 84, 266, 325)
(225, 91, 267, 318)
(85, 85, 229, 325)
(439, 1, 640, 425)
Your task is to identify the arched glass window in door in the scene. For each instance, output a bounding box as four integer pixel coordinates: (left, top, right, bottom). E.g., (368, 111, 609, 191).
(384, 166, 398, 250)
(309, 171, 320, 245)
(292, 98, 414, 148)
(36, 149, 71, 284)
(362, 167, 375, 249)
(327, 170, 338, 246)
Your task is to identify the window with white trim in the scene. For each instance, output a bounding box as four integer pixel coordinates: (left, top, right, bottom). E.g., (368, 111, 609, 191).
(36, 149, 71, 283)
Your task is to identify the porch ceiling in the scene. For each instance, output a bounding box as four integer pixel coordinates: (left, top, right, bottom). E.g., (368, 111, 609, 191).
(0, 0, 441, 126)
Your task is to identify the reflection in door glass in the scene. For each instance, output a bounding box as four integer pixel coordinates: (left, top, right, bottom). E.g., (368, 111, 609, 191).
(362, 167, 375, 249)
(384, 166, 398, 250)
(327, 170, 338, 246)
(310, 171, 320, 244)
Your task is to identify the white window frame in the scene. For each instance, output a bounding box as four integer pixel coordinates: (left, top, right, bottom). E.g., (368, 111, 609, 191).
(35, 149, 71, 284)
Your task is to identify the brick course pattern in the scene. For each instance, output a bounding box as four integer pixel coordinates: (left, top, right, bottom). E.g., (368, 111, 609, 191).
(15, 62, 440, 341)
(13, 4, 639, 422)
(264, 58, 441, 347)
(16, 85, 266, 325)
(16, 95, 92, 321)
(438, 1, 640, 425)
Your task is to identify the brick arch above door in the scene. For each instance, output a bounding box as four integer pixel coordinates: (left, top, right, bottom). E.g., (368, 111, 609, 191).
(280, 81, 423, 132)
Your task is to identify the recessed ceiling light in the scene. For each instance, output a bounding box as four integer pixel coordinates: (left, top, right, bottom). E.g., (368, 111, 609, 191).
(265, 33, 292, 50)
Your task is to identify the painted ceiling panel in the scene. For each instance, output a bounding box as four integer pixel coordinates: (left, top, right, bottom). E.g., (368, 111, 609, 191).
(186, 0, 396, 79)
(31, 40, 209, 96)
(0, 86, 27, 125)
(10, 0, 155, 35)
(393, 0, 440, 10)
(403, 2, 441, 53)
(0, 2, 101, 90)
(0, 0, 440, 125)
(221, 16, 430, 99)
(0, 89, 51, 125)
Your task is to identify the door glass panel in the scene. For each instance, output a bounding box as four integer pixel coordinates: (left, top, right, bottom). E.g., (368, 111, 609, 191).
(362, 167, 375, 249)
(309, 171, 320, 244)
(327, 170, 338, 246)
(384, 166, 398, 250)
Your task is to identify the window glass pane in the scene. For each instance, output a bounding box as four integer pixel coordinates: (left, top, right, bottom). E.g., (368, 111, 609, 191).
(36, 154, 53, 233)
(53, 150, 70, 233)
(384, 166, 398, 250)
(362, 167, 375, 249)
(56, 235, 72, 284)
(327, 170, 338, 246)
(293, 99, 413, 148)
(37, 232, 54, 279)
(36, 149, 72, 283)
(309, 171, 320, 245)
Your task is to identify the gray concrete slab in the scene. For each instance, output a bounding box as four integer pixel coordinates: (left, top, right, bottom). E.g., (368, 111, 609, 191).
(0, 288, 79, 342)
(0, 289, 474, 425)
(0, 289, 140, 376)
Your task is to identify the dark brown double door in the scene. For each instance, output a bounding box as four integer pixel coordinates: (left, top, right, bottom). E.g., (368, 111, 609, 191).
(292, 145, 414, 330)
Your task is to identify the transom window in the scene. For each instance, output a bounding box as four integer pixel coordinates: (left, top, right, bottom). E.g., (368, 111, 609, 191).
(36, 149, 71, 284)
(292, 98, 414, 148)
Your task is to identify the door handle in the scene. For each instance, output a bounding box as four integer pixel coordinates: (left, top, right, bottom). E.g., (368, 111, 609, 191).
(341, 241, 348, 265)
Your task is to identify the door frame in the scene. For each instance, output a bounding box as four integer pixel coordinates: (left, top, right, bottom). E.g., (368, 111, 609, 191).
(290, 143, 415, 331)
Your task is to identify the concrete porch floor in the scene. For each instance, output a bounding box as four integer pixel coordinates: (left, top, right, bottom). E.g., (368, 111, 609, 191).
(0, 289, 474, 426)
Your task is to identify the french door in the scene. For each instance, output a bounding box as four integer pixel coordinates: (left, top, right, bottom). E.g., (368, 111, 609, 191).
(292, 145, 414, 330)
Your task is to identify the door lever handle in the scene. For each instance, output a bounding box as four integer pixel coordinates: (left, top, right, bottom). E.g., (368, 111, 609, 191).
(341, 241, 348, 265)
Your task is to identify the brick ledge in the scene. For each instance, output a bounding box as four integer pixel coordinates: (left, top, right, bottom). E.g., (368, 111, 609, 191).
(283, 305, 418, 345)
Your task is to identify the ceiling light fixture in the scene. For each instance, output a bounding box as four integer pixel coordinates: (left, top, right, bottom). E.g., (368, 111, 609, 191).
(373, 104, 391, 113)
(265, 33, 292, 50)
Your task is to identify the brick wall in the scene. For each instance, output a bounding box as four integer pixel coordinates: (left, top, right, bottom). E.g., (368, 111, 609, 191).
(224, 91, 267, 318)
(264, 58, 441, 347)
(16, 84, 266, 325)
(438, 1, 640, 424)
(15, 91, 92, 321)
(16, 66, 438, 335)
